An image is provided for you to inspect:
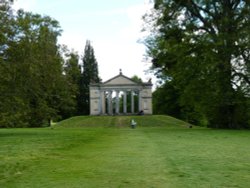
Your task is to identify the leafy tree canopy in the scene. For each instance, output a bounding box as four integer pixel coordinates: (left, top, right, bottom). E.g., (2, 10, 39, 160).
(144, 0, 250, 128)
(0, 2, 76, 127)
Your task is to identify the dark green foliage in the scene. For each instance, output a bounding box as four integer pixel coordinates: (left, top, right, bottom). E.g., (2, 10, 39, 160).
(61, 49, 81, 119)
(0, 3, 76, 127)
(0, 2, 101, 127)
(153, 81, 181, 119)
(82, 40, 100, 84)
(78, 40, 101, 115)
(144, 0, 250, 128)
(131, 75, 143, 83)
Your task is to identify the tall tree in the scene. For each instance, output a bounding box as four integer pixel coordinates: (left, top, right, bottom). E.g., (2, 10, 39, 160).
(144, 0, 250, 128)
(0, 3, 76, 127)
(79, 40, 100, 115)
(12, 10, 64, 127)
(62, 47, 81, 118)
(0, 1, 30, 127)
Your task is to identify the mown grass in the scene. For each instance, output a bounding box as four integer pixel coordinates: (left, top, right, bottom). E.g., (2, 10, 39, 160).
(56, 115, 190, 128)
(0, 115, 250, 187)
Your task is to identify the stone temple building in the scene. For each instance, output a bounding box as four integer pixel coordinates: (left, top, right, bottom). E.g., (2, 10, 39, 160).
(89, 70, 152, 115)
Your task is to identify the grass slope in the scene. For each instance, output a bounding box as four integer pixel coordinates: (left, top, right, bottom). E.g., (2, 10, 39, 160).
(0, 115, 250, 187)
(55, 115, 190, 128)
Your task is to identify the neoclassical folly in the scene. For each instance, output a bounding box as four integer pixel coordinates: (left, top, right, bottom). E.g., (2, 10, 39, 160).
(89, 70, 152, 115)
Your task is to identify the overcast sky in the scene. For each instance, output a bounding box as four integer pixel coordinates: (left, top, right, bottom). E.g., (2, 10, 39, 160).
(13, 0, 154, 83)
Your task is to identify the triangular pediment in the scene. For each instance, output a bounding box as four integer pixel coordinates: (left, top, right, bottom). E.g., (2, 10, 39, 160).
(103, 74, 138, 85)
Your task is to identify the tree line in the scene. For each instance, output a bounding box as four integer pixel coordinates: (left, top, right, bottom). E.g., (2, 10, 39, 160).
(0, 1, 100, 127)
(144, 0, 250, 129)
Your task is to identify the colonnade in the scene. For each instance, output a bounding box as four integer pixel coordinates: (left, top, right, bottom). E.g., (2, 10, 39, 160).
(89, 71, 152, 115)
(99, 90, 141, 115)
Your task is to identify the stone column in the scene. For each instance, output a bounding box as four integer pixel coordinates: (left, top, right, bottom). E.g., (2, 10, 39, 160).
(98, 90, 102, 114)
(101, 91, 106, 114)
(108, 90, 113, 115)
(115, 91, 120, 114)
(138, 90, 141, 112)
(123, 91, 127, 114)
(131, 91, 134, 114)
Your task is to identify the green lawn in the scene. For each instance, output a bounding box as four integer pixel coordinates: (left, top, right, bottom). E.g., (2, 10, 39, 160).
(1, 115, 250, 188)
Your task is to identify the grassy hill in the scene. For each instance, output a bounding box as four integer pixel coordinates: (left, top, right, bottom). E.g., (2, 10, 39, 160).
(1, 115, 250, 187)
(55, 115, 193, 128)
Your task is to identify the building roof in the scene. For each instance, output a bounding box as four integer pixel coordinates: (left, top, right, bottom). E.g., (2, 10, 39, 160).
(90, 70, 152, 87)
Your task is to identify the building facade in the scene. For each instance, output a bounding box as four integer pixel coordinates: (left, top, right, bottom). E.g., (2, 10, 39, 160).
(89, 71, 152, 115)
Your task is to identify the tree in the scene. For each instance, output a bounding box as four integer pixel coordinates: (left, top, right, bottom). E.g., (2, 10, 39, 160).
(131, 75, 143, 83)
(0, 0, 19, 127)
(0, 2, 32, 127)
(62, 47, 81, 118)
(153, 81, 181, 119)
(0, 3, 76, 127)
(144, 0, 250, 128)
(79, 40, 101, 115)
(11, 10, 65, 127)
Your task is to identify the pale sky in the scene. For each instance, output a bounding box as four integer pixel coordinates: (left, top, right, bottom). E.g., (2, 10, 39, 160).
(13, 0, 154, 83)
